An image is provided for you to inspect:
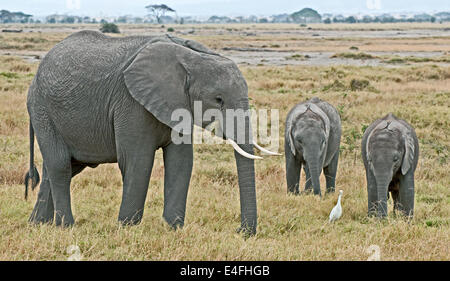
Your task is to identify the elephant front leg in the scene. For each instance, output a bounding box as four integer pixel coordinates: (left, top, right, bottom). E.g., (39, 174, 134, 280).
(162, 142, 193, 229)
(324, 152, 339, 194)
(118, 150, 155, 225)
(391, 190, 400, 216)
(366, 169, 378, 217)
(303, 165, 313, 193)
(29, 164, 54, 224)
(285, 145, 301, 194)
(398, 173, 415, 218)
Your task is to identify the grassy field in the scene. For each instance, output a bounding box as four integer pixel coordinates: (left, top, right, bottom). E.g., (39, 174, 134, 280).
(0, 23, 448, 260)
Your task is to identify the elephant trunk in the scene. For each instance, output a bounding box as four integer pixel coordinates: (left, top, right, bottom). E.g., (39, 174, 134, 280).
(308, 160, 322, 196)
(376, 177, 390, 218)
(223, 101, 258, 235)
(234, 143, 257, 236)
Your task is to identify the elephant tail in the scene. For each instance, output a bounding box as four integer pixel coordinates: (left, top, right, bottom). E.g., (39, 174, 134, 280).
(24, 121, 40, 200)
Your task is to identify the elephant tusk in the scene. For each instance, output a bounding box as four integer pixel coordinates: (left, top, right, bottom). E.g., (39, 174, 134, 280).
(227, 139, 263, 160)
(253, 141, 282, 156)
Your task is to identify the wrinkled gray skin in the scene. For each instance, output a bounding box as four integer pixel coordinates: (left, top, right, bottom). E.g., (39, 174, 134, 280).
(362, 113, 419, 218)
(25, 31, 258, 235)
(285, 97, 341, 196)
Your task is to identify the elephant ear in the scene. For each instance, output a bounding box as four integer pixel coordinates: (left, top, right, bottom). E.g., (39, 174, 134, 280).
(286, 104, 308, 156)
(365, 120, 388, 160)
(166, 34, 220, 56)
(123, 42, 192, 134)
(401, 134, 415, 175)
(309, 103, 330, 140)
(387, 121, 415, 175)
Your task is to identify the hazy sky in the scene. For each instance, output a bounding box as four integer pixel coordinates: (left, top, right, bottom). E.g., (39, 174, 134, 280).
(1, 0, 449, 17)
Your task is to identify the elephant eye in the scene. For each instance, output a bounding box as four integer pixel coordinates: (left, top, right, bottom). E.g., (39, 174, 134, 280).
(215, 96, 224, 106)
(393, 156, 399, 162)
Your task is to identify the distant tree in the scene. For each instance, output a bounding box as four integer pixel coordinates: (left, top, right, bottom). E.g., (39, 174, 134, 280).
(345, 16, 357, 23)
(290, 8, 322, 23)
(431, 16, 436, 23)
(362, 15, 373, 23)
(64, 16, 75, 24)
(100, 22, 120, 34)
(48, 18, 56, 24)
(117, 16, 127, 23)
(146, 4, 175, 23)
(323, 18, 331, 24)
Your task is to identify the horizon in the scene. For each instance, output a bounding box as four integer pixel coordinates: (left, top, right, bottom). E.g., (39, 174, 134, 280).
(1, 0, 449, 18)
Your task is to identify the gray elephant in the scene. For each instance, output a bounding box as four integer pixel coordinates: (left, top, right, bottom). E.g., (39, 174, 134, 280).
(362, 113, 419, 218)
(285, 97, 341, 196)
(24, 31, 275, 235)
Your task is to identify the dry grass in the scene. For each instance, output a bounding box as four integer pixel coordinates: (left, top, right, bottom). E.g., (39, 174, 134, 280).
(0, 24, 448, 260)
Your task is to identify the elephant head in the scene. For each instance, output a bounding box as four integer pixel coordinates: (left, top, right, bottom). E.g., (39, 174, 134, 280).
(122, 40, 276, 234)
(286, 103, 330, 195)
(365, 116, 415, 217)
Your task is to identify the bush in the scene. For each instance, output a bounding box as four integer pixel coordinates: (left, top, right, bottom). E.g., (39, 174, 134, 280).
(100, 23, 120, 34)
(167, 27, 175, 32)
(331, 52, 377, 60)
(350, 79, 370, 91)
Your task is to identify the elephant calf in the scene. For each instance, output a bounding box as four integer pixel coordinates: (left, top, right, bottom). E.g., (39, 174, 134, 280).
(285, 97, 341, 196)
(362, 113, 419, 218)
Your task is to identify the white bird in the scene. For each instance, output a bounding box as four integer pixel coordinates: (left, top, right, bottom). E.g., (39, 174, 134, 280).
(329, 190, 343, 223)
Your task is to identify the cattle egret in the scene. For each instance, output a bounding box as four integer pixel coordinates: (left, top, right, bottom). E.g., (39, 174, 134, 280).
(329, 190, 343, 223)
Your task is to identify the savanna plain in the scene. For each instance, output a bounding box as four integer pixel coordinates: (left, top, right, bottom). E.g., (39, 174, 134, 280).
(0, 23, 448, 260)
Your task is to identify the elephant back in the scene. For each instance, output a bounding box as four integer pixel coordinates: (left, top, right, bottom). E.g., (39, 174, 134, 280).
(34, 31, 151, 100)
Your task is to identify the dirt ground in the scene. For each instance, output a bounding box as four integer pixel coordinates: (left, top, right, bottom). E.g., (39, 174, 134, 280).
(1, 23, 449, 67)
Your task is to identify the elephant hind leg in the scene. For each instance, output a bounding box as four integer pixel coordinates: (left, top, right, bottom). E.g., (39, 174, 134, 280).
(30, 162, 87, 225)
(45, 154, 74, 227)
(29, 164, 54, 224)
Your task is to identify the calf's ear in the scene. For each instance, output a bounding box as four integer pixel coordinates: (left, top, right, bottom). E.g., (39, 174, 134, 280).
(401, 134, 415, 175)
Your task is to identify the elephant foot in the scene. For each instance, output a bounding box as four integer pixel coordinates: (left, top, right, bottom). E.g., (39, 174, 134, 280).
(163, 214, 185, 230)
(326, 187, 336, 194)
(236, 225, 256, 238)
(29, 213, 54, 225)
(54, 212, 75, 227)
(29, 199, 54, 225)
(29, 178, 55, 225)
(118, 216, 143, 226)
(29, 206, 54, 225)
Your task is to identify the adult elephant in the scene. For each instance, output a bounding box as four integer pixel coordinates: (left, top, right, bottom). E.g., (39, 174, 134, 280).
(24, 31, 275, 235)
